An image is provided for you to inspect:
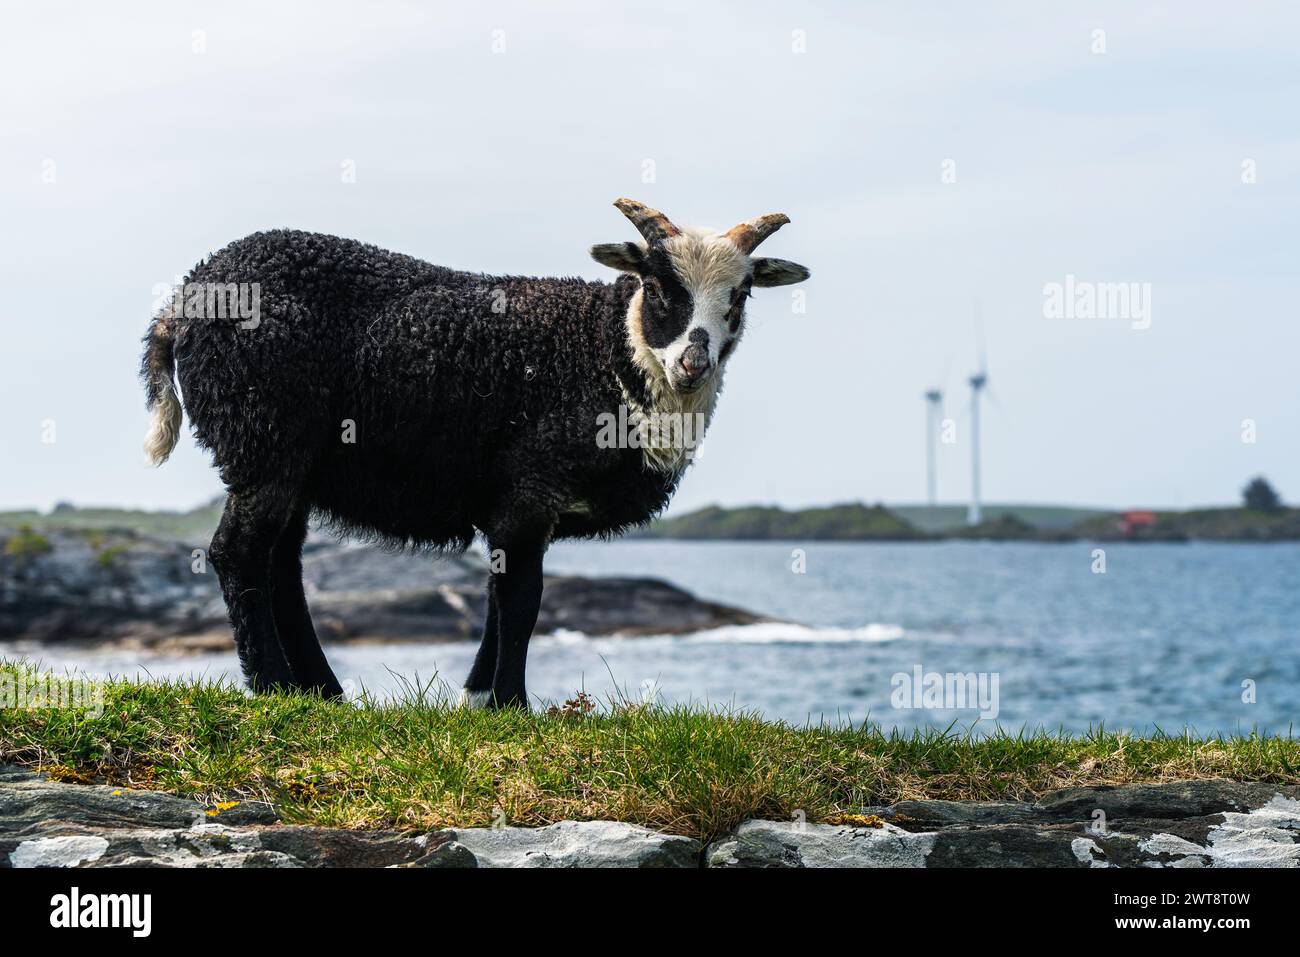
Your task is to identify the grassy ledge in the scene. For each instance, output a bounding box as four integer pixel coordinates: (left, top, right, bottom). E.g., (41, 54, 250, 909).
(2, 661, 1297, 842)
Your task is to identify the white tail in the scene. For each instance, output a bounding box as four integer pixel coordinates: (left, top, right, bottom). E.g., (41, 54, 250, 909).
(143, 376, 182, 466)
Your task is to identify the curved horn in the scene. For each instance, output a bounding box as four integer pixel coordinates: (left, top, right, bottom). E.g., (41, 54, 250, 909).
(723, 213, 791, 254)
(613, 197, 681, 244)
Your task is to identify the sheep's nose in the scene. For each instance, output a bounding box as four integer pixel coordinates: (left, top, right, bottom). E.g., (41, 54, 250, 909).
(679, 345, 711, 379)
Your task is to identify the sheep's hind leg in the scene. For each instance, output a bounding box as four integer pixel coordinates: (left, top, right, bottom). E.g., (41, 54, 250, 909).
(211, 489, 297, 694)
(459, 579, 498, 708)
(270, 505, 344, 698)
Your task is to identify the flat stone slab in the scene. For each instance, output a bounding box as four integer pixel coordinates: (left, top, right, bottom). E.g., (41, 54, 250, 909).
(0, 768, 440, 868)
(424, 821, 699, 868)
(707, 819, 938, 868)
(0, 767, 696, 868)
(3, 766, 1297, 868)
(706, 781, 1300, 868)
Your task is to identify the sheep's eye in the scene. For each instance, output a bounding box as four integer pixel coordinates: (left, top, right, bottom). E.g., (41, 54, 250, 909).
(642, 280, 663, 303)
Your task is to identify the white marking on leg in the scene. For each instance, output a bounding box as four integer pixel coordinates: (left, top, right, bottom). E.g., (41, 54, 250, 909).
(459, 689, 493, 710)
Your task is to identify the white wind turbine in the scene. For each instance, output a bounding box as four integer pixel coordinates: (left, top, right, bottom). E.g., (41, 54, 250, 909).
(924, 387, 943, 508)
(967, 305, 989, 526)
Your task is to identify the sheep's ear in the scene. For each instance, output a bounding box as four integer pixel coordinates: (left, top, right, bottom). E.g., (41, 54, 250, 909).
(590, 242, 645, 274)
(751, 257, 810, 287)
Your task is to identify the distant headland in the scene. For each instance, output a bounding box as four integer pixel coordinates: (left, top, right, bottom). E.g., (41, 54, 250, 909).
(2, 477, 1295, 544)
(634, 477, 1299, 543)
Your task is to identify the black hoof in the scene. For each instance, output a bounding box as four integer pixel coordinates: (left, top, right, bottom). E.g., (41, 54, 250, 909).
(248, 676, 297, 696)
(300, 674, 346, 699)
(488, 690, 529, 710)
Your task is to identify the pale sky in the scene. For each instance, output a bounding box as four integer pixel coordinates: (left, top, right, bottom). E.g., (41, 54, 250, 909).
(2, 1, 1297, 515)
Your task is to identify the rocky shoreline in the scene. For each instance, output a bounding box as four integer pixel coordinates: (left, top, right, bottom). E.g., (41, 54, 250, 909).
(0, 527, 766, 651)
(3, 766, 1296, 868)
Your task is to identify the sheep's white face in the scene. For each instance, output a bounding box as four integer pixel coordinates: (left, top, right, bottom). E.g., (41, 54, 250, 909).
(592, 203, 809, 399)
(636, 229, 751, 394)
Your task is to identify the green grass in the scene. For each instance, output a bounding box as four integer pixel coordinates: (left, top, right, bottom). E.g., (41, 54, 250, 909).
(1072, 506, 1300, 542)
(10, 499, 1294, 544)
(0, 499, 225, 545)
(640, 502, 1114, 539)
(2, 525, 53, 559)
(2, 661, 1296, 840)
(638, 503, 926, 540)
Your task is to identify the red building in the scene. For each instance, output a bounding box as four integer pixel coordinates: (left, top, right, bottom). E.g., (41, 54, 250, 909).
(1119, 510, 1157, 537)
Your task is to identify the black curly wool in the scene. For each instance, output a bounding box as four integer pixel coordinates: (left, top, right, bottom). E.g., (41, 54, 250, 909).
(142, 229, 686, 705)
(177, 230, 681, 543)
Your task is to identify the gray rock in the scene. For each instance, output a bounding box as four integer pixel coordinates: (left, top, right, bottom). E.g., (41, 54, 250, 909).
(1031, 779, 1289, 821)
(0, 767, 696, 868)
(871, 799, 1039, 828)
(0, 528, 226, 643)
(922, 824, 1099, 868)
(300, 538, 482, 591)
(707, 781, 1300, 868)
(706, 819, 937, 868)
(434, 821, 700, 868)
(0, 527, 764, 649)
(7, 766, 1294, 868)
(0, 770, 278, 834)
(535, 576, 765, 637)
(0, 766, 451, 869)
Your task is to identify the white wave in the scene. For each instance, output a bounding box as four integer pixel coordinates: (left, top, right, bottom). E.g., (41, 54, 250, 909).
(684, 621, 906, 644)
(546, 628, 591, 645)
(536, 622, 907, 646)
(533, 622, 908, 646)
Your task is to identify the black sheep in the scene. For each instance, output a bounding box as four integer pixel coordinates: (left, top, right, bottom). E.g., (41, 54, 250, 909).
(140, 199, 809, 707)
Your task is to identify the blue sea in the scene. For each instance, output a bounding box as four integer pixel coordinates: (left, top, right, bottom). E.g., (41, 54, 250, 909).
(10, 541, 1300, 735)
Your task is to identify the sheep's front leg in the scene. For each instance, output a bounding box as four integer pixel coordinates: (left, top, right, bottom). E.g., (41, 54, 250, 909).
(270, 505, 344, 698)
(488, 528, 548, 709)
(459, 579, 498, 708)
